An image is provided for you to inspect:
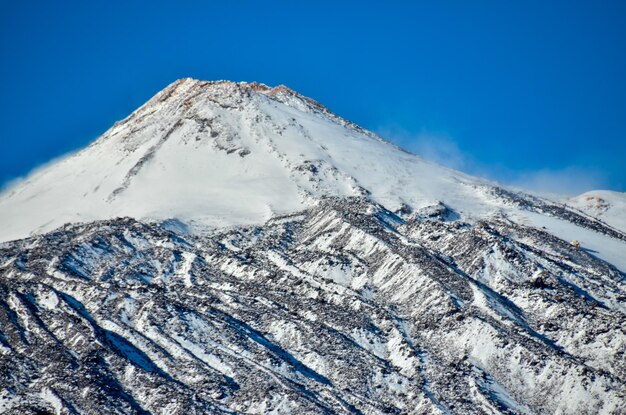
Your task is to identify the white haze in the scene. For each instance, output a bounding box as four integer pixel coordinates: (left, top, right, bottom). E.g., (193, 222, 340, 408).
(377, 126, 609, 197)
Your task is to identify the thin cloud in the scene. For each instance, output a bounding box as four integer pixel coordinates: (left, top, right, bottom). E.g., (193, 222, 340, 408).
(377, 126, 609, 197)
(0, 150, 78, 194)
(377, 126, 471, 171)
(506, 167, 608, 197)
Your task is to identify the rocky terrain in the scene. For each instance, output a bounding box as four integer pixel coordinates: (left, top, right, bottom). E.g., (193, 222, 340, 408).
(0, 79, 625, 414)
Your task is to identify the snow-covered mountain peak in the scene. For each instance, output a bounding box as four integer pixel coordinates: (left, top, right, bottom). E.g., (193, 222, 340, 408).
(1, 79, 625, 273)
(103, 77, 353, 151)
(0, 78, 473, 241)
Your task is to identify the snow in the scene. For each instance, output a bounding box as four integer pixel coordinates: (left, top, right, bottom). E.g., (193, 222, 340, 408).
(512, 209, 626, 272)
(566, 190, 626, 233)
(0, 79, 500, 243)
(470, 365, 534, 415)
(171, 333, 236, 378)
(175, 252, 196, 287)
(37, 290, 60, 310)
(350, 328, 387, 359)
(1, 190, 624, 413)
(39, 388, 63, 415)
(0, 78, 623, 277)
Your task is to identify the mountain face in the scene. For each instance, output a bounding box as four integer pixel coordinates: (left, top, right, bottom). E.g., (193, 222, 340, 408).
(0, 80, 625, 415)
(0, 77, 472, 242)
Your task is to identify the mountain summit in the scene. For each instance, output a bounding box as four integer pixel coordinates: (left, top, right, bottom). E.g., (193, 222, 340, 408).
(0, 78, 490, 241)
(0, 80, 625, 414)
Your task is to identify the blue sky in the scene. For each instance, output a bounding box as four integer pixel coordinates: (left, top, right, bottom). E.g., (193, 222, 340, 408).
(1, 1, 625, 194)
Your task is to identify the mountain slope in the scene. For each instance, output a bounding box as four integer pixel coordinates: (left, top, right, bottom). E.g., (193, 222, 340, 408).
(566, 190, 626, 233)
(2, 79, 625, 270)
(1, 199, 625, 414)
(0, 79, 625, 414)
(1, 78, 494, 241)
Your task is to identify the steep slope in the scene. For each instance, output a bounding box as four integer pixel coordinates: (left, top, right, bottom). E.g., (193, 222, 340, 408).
(1, 78, 497, 243)
(2, 78, 625, 270)
(1, 199, 625, 414)
(0, 79, 625, 414)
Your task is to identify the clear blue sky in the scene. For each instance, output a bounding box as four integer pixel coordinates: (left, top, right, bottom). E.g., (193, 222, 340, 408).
(1, 1, 625, 194)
